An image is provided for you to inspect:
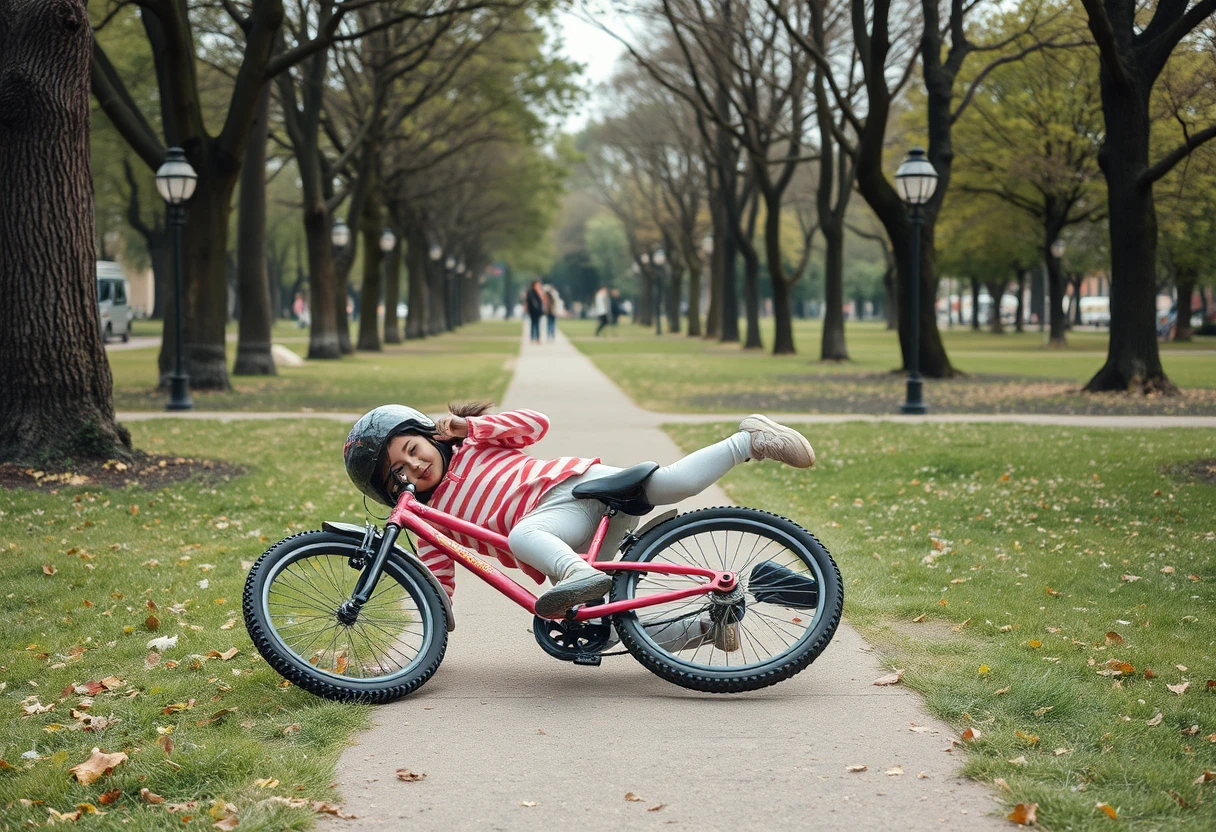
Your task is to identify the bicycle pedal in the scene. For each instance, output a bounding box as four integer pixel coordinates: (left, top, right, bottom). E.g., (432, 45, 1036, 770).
(572, 653, 602, 667)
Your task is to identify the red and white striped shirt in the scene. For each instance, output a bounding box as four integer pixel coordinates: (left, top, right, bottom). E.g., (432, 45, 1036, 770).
(415, 409, 597, 598)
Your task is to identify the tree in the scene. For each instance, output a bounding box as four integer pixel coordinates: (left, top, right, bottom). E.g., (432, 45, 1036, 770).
(1077, 0, 1216, 391)
(951, 25, 1105, 346)
(1, 0, 131, 463)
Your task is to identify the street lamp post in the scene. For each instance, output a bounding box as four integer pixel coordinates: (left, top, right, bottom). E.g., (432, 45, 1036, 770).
(455, 259, 466, 327)
(331, 218, 351, 325)
(652, 248, 667, 335)
(445, 254, 457, 330)
(155, 147, 198, 411)
(894, 147, 939, 415)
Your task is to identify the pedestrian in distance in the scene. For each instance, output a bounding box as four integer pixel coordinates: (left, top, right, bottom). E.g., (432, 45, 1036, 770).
(543, 283, 559, 341)
(592, 286, 611, 336)
(525, 280, 545, 344)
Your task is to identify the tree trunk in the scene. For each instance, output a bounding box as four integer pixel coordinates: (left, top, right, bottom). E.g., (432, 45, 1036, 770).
(970, 278, 980, 329)
(1014, 268, 1026, 332)
(383, 235, 402, 343)
(303, 205, 341, 358)
(233, 82, 276, 376)
(762, 193, 796, 355)
(0, 0, 131, 462)
(986, 282, 1005, 334)
(1174, 270, 1195, 342)
(334, 256, 354, 353)
(820, 225, 848, 359)
(686, 259, 703, 337)
(179, 175, 237, 388)
(1044, 239, 1067, 347)
(405, 219, 427, 339)
(883, 265, 898, 330)
(356, 194, 383, 352)
(1084, 60, 1173, 391)
(427, 257, 446, 335)
(666, 263, 681, 334)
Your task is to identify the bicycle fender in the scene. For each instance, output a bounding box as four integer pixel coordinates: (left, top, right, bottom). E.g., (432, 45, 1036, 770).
(321, 521, 456, 632)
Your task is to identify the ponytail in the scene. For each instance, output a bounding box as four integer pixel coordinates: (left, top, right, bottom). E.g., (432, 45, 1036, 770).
(447, 400, 494, 419)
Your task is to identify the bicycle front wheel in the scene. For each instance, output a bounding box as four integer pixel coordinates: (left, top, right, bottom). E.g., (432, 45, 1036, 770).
(243, 531, 448, 703)
(610, 507, 842, 693)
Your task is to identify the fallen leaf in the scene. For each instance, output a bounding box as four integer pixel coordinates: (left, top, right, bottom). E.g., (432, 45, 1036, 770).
(67, 748, 128, 785)
(161, 699, 196, 714)
(1105, 631, 1123, 645)
(1027, 640, 1042, 649)
(213, 816, 239, 830)
(1168, 681, 1190, 696)
(1147, 712, 1164, 727)
(147, 635, 178, 651)
(310, 801, 356, 819)
(1096, 803, 1117, 819)
(1195, 770, 1215, 785)
(1053, 748, 1073, 756)
(98, 789, 122, 805)
(396, 769, 426, 783)
(1007, 802, 1037, 825)
(847, 765, 867, 772)
(1182, 725, 1199, 736)
(1015, 730, 1040, 745)
(520, 801, 538, 807)
(99, 676, 124, 691)
(1033, 706, 1054, 717)
(43, 564, 57, 575)
(1105, 659, 1135, 675)
(1045, 586, 1061, 597)
(1168, 789, 1189, 808)
(1161, 566, 1175, 574)
(625, 792, 642, 802)
(912, 613, 926, 623)
(166, 800, 197, 813)
(961, 727, 981, 743)
(206, 647, 240, 662)
(157, 735, 174, 756)
(220, 619, 236, 630)
(995, 686, 1011, 696)
(145, 615, 160, 631)
(141, 788, 165, 804)
(885, 765, 904, 776)
(647, 804, 665, 812)
(1008, 755, 1028, 766)
(196, 707, 238, 727)
(872, 669, 905, 686)
(283, 724, 301, 735)
(978, 665, 990, 675)
(254, 778, 279, 789)
(1121, 574, 1142, 582)
(994, 777, 1011, 792)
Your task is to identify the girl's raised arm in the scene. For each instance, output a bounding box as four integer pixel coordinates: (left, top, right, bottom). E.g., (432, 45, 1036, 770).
(465, 409, 549, 448)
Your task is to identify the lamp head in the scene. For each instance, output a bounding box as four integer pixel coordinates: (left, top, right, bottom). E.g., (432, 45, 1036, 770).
(894, 147, 938, 206)
(155, 147, 198, 205)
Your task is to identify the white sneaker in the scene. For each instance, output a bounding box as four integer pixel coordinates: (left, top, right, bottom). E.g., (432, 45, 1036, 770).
(740, 415, 815, 468)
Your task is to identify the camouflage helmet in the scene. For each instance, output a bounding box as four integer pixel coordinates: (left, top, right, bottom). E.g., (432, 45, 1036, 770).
(344, 405, 437, 505)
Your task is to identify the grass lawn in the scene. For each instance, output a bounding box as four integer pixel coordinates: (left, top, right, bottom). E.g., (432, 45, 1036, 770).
(566, 318, 1216, 415)
(667, 420, 1216, 829)
(0, 419, 395, 830)
(109, 320, 521, 413)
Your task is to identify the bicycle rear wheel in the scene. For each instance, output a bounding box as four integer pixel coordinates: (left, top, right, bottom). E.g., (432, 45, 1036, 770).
(243, 531, 448, 703)
(610, 507, 842, 693)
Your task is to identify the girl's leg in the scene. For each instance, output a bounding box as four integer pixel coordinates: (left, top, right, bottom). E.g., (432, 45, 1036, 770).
(508, 496, 611, 617)
(644, 417, 815, 505)
(644, 433, 752, 505)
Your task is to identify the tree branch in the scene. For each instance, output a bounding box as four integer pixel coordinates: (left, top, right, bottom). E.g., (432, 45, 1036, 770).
(91, 37, 165, 170)
(1141, 124, 1216, 187)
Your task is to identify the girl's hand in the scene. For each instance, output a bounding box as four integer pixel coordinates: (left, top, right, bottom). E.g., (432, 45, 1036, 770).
(434, 415, 468, 441)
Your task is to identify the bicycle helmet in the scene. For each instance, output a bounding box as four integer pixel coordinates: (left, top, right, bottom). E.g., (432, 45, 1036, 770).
(344, 405, 437, 505)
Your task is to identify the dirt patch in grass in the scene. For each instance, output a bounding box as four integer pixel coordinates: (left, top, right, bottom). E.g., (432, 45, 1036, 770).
(690, 374, 1216, 415)
(0, 452, 244, 492)
(1165, 457, 1216, 486)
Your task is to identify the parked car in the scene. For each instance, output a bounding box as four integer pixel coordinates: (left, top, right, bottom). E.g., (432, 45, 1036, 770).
(96, 261, 133, 343)
(1078, 296, 1111, 327)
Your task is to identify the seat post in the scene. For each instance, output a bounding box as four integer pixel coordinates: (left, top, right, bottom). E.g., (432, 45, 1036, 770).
(586, 507, 618, 564)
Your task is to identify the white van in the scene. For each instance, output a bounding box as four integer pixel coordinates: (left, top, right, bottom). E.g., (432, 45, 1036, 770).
(1078, 296, 1111, 327)
(97, 261, 133, 343)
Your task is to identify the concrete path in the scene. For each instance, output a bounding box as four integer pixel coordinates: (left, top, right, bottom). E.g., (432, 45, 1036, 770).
(321, 330, 1007, 831)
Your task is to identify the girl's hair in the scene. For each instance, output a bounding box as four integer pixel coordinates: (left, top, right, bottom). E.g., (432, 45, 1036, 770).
(447, 400, 493, 419)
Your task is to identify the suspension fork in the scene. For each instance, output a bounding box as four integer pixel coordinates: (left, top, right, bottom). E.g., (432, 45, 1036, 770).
(336, 520, 403, 624)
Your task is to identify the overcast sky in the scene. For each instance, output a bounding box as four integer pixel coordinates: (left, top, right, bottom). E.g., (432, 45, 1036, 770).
(551, 8, 629, 133)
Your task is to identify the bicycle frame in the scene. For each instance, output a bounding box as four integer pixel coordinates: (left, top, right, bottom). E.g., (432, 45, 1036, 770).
(345, 486, 737, 622)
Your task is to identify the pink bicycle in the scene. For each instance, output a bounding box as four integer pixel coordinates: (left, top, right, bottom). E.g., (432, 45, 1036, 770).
(243, 463, 842, 702)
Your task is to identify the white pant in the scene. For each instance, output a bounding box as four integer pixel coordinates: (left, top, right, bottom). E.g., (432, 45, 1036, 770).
(506, 433, 752, 582)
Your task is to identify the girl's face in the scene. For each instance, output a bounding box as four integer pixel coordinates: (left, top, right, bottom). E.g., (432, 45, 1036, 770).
(381, 433, 443, 498)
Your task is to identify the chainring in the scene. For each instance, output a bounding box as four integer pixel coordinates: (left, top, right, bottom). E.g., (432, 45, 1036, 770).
(532, 616, 612, 661)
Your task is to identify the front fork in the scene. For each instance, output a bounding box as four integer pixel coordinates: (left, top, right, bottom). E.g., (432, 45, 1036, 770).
(336, 521, 400, 625)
